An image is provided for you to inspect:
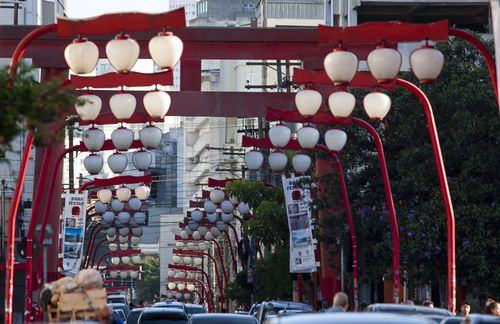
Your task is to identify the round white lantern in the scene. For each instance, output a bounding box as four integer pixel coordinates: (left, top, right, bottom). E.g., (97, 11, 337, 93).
(187, 220, 199, 232)
(183, 293, 191, 300)
(111, 257, 120, 265)
(121, 256, 130, 264)
(175, 292, 183, 300)
(204, 232, 213, 240)
(135, 185, 150, 201)
(107, 235, 116, 243)
(297, 126, 320, 149)
(177, 271, 186, 279)
(119, 234, 129, 243)
(148, 32, 184, 69)
(139, 125, 163, 149)
(328, 91, 356, 118)
(131, 227, 143, 236)
(133, 151, 153, 171)
(206, 213, 218, 223)
(221, 213, 233, 223)
(82, 128, 105, 152)
(128, 197, 142, 211)
(166, 291, 174, 298)
(237, 202, 250, 215)
(323, 48, 358, 85)
(216, 220, 228, 232)
(102, 212, 114, 225)
(109, 270, 118, 279)
(168, 269, 176, 277)
(129, 270, 139, 279)
(109, 243, 118, 252)
(131, 236, 141, 245)
(119, 271, 129, 279)
(180, 230, 189, 240)
(269, 124, 291, 148)
(363, 92, 392, 121)
(183, 256, 192, 265)
(410, 45, 444, 83)
(187, 242, 196, 250)
(64, 38, 99, 74)
(325, 129, 347, 152)
(111, 199, 124, 212)
(203, 200, 217, 213)
(108, 153, 128, 174)
(295, 89, 322, 116)
(244, 150, 264, 171)
(116, 187, 132, 202)
(109, 92, 136, 121)
(210, 227, 221, 237)
(172, 255, 181, 264)
(177, 283, 186, 291)
(192, 231, 201, 240)
(168, 282, 177, 290)
(75, 94, 102, 121)
(132, 255, 141, 263)
(197, 226, 208, 237)
(269, 151, 288, 172)
(191, 209, 203, 222)
(210, 189, 225, 204)
(220, 200, 234, 213)
(198, 242, 207, 250)
(111, 127, 134, 151)
(193, 257, 203, 266)
(106, 227, 117, 236)
(367, 46, 402, 82)
(98, 189, 112, 204)
(84, 154, 103, 175)
(143, 91, 171, 119)
(187, 284, 195, 291)
(94, 201, 108, 214)
(184, 226, 193, 236)
(106, 34, 140, 73)
(292, 154, 311, 174)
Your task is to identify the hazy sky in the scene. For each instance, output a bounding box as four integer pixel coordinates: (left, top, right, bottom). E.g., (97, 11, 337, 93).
(66, 0, 171, 18)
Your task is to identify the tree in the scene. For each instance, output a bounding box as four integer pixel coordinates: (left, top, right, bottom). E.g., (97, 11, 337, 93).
(135, 257, 161, 303)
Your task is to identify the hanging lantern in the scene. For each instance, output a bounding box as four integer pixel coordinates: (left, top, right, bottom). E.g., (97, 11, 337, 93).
(109, 243, 118, 252)
(210, 189, 225, 204)
(120, 242, 130, 250)
(229, 195, 239, 205)
(94, 201, 108, 214)
(187, 220, 199, 232)
(221, 213, 233, 223)
(148, 32, 184, 69)
(198, 226, 208, 237)
(106, 34, 140, 73)
(268, 151, 288, 172)
(184, 292, 192, 300)
(98, 189, 112, 204)
(64, 38, 99, 74)
(210, 227, 221, 238)
(184, 227, 193, 236)
(220, 200, 234, 213)
(268, 124, 291, 148)
(216, 220, 228, 232)
(180, 230, 189, 240)
(324, 47, 358, 85)
(187, 284, 195, 291)
(109, 270, 118, 279)
(139, 125, 163, 149)
(297, 126, 320, 149)
(328, 91, 356, 118)
(116, 187, 132, 202)
(111, 199, 124, 212)
(192, 231, 201, 240)
(106, 227, 117, 237)
(206, 213, 218, 223)
(168, 269, 176, 277)
(363, 92, 391, 121)
(121, 256, 131, 264)
(367, 46, 402, 82)
(111, 127, 134, 151)
(198, 242, 207, 250)
(237, 202, 250, 215)
(108, 153, 128, 174)
(84, 154, 103, 175)
(135, 185, 151, 201)
(119, 234, 129, 242)
(295, 89, 322, 116)
(244, 150, 264, 171)
(133, 151, 153, 171)
(131, 236, 141, 245)
(292, 154, 311, 174)
(119, 271, 129, 279)
(177, 283, 186, 291)
(191, 209, 203, 222)
(183, 257, 192, 265)
(82, 128, 105, 152)
(203, 200, 217, 213)
(129, 270, 139, 279)
(204, 232, 214, 240)
(175, 242, 185, 249)
(143, 91, 171, 119)
(75, 94, 102, 121)
(410, 44, 444, 83)
(325, 129, 347, 152)
(175, 292, 183, 300)
(128, 197, 142, 211)
(166, 291, 174, 299)
(129, 218, 138, 227)
(177, 271, 186, 278)
(102, 211, 115, 224)
(131, 227, 143, 236)
(172, 255, 181, 264)
(168, 282, 177, 290)
(107, 235, 116, 242)
(111, 257, 120, 265)
(187, 242, 196, 250)
(109, 92, 136, 121)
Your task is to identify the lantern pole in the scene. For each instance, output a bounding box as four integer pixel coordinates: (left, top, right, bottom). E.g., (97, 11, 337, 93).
(89, 238, 108, 268)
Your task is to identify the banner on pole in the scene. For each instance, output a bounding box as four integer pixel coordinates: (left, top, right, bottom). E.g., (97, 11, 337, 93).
(61, 192, 87, 276)
(282, 174, 317, 273)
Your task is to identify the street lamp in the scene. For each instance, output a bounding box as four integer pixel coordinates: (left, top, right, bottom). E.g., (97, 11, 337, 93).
(324, 129, 347, 152)
(268, 123, 291, 148)
(295, 89, 322, 116)
(106, 34, 140, 73)
(323, 46, 358, 86)
(410, 44, 445, 83)
(143, 90, 171, 118)
(292, 153, 311, 174)
(111, 126, 134, 151)
(367, 45, 402, 83)
(244, 150, 264, 171)
(268, 151, 288, 172)
(148, 32, 184, 70)
(109, 92, 137, 120)
(75, 94, 102, 121)
(328, 91, 356, 118)
(64, 38, 99, 74)
(297, 125, 320, 149)
(363, 92, 392, 121)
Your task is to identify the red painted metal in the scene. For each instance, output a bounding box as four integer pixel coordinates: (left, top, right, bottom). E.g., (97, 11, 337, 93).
(79, 139, 144, 152)
(223, 231, 238, 275)
(108, 250, 142, 256)
(78, 174, 152, 192)
(297, 274, 303, 303)
(106, 286, 129, 292)
(104, 265, 140, 271)
(207, 178, 236, 188)
(168, 277, 214, 312)
(211, 240, 229, 289)
(78, 112, 163, 126)
(56, 8, 186, 37)
(266, 107, 353, 125)
(293, 68, 396, 90)
(318, 20, 449, 45)
(89, 239, 107, 268)
(168, 264, 215, 309)
(83, 224, 101, 268)
(70, 71, 173, 88)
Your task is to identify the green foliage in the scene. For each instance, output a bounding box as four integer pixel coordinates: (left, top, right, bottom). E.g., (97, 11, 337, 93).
(135, 257, 161, 303)
(0, 66, 75, 158)
(250, 201, 289, 247)
(226, 179, 284, 209)
(226, 269, 253, 306)
(254, 245, 292, 301)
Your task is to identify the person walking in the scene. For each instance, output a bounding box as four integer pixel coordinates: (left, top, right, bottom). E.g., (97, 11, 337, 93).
(459, 302, 471, 317)
(485, 301, 499, 316)
(327, 292, 349, 312)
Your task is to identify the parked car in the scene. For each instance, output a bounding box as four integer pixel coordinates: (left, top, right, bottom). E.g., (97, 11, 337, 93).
(463, 314, 500, 323)
(138, 308, 189, 324)
(189, 313, 258, 324)
(113, 309, 127, 322)
(108, 294, 128, 305)
(152, 301, 188, 315)
(255, 301, 313, 323)
(439, 317, 464, 324)
(108, 303, 131, 318)
(249, 303, 261, 318)
(185, 303, 207, 317)
(127, 308, 146, 324)
(266, 312, 434, 324)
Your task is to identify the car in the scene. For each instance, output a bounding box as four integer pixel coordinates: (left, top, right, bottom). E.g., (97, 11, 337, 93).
(365, 303, 453, 318)
(113, 308, 127, 322)
(108, 294, 128, 305)
(127, 308, 146, 324)
(463, 314, 500, 323)
(185, 303, 207, 317)
(249, 303, 261, 318)
(265, 312, 434, 324)
(138, 308, 189, 324)
(188, 313, 259, 324)
(108, 303, 131, 318)
(255, 301, 313, 323)
(152, 301, 188, 315)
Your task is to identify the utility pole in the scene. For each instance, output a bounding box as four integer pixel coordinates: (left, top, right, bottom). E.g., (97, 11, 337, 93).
(68, 125, 75, 191)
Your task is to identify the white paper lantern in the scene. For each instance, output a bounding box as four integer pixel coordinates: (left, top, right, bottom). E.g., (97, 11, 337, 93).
(197, 226, 208, 237)
(328, 91, 356, 118)
(177, 271, 186, 279)
(363, 92, 391, 121)
(168, 269, 176, 277)
(94, 201, 108, 214)
(84, 154, 103, 175)
(139, 125, 163, 149)
(75, 94, 102, 121)
(109, 93, 136, 121)
(206, 213, 218, 223)
(131, 227, 143, 236)
(292, 154, 311, 174)
(131, 236, 141, 245)
(111, 199, 124, 212)
(128, 197, 142, 211)
(216, 220, 228, 232)
(244, 150, 264, 171)
(269, 124, 291, 148)
(410, 45, 444, 83)
(102, 211, 115, 223)
(177, 283, 186, 291)
(111, 127, 134, 151)
(237, 202, 250, 215)
(367, 47, 402, 82)
(325, 129, 347, 152)
(166, 291, 174, 298)
(268, 151, 288, 172)
(109, 243, 118, 252)
(111, 257, 120, 265)
(108, 153, 128, 174)
(176, 242, 185, 249)
(183, 293, 191, 300)
(210, 227, 221, 237)
(135, 185, 150, 201)
(180, 230, 189, 240)
(132, 255, 141, 263)
(119, 234, 129, 243)
(191, 209, 203, 222)
(204, 232, 213, 240)
(107, 235, 116, 243)
(64, 38, 99, 74)
(297, 126, 320, 149)
(82, 128, 105, 152)
(143, 91, 171, 119)
(187, 220, 199, 232)
(187, 242, 196, 250)
(129, 270, 139, 279)
(109, 270, 118, 279)
(98, 189, 112, 204)
(323, 48, 358, 85)
(229, 195, 239, 205)
(192, 231, 201, 240)
(148, 32, 184, 69)
(116, 187, 132, 202)
(187, 273, 195, 279)
(203, 200, 217, 213)
(168, 282, 177, 290)
(119, 271, 129, 279)
(221, 213, 233, 223)
(183, 256, 192, 265)
(106, 34, 140, 73)
(106, 227, 117, 236)
(220, 200, 234, 213)
(121, 256, 130, 264)
(210, 189, 225, 204)
(114, 219, 123, 228)
(295, 90, 322, 116)
(133, 151, 153, 171)
(172, 255, 181, 264)
(175, 292, 183, 300)
(187, 284, 195, 291)
(184, 227, 193, 236)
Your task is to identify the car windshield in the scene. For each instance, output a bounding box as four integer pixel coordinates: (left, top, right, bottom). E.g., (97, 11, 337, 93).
(186, 307, 206, 315)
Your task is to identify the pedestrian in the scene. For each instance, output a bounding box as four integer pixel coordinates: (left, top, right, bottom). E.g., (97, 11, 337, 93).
(459, 302, 471, 317)
(402, 300, 414, 305)
(327, 292, 349, 312)
(422, 299, 434, 308)
(138, 300, 145, 308)
(485, 301, 499, 316)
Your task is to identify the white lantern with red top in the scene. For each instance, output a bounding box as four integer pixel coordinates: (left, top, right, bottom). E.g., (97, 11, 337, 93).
(106, 34, 140, 73)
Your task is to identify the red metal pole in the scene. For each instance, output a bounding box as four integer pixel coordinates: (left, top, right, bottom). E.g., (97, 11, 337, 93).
(95, 252, 111, 270)
(84, 224, 102, 268)
(395, 78, 456, 313)
(297, 274, 303, 303)
(223, 231, 238, 275)
(201, 251, 225, 305)
(352, 118, 400, 304)
(89, 238, 107, 268)
(211, 239, 229, 289)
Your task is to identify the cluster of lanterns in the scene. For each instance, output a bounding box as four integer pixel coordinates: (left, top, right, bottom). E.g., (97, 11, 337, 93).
(108, 269, 140, 280)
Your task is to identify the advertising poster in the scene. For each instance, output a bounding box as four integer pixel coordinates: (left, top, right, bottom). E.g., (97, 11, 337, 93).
(282, 174, 317, 273)
(61, 192, 87, 276)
